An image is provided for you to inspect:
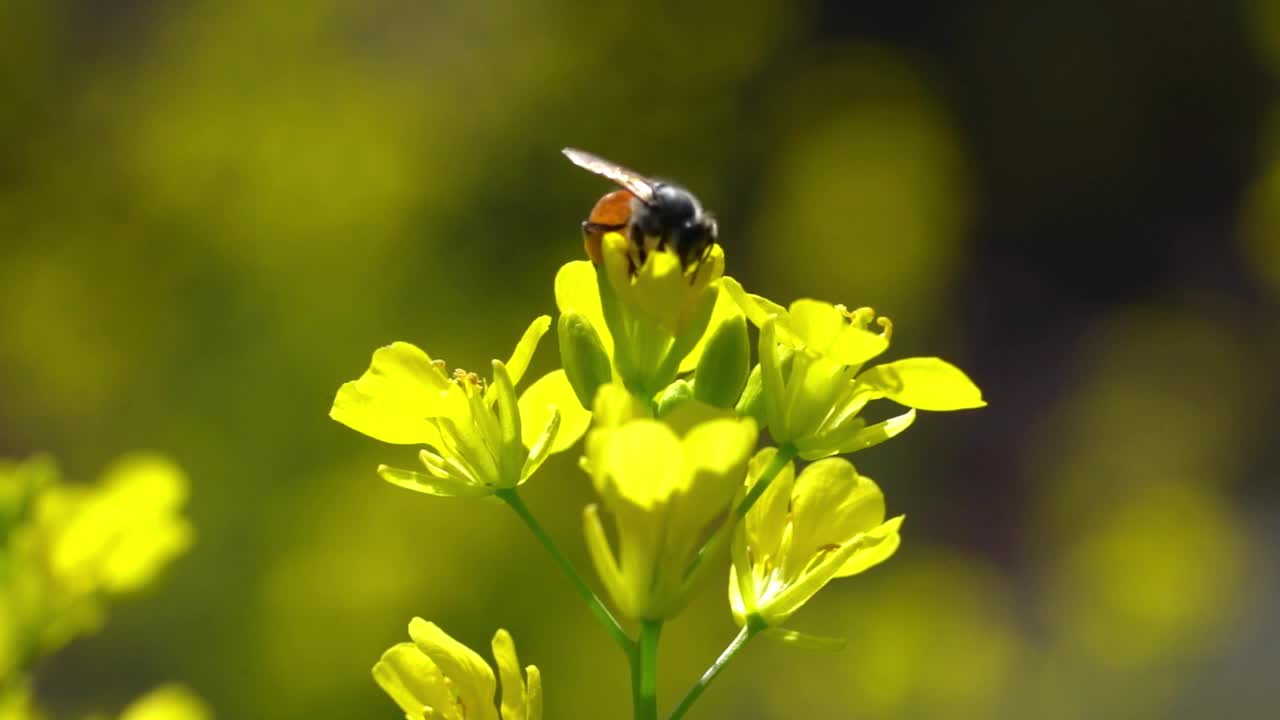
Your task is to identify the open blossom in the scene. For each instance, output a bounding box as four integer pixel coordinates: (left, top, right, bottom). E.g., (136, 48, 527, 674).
(331, 316, 590, 497)
(723, 277, 984, 460)
(581, 385, 757, 621)
(730, 449, 902, 635)
(373, 619, 541, 720)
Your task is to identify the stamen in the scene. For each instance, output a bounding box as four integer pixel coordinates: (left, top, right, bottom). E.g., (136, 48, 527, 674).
(846, 306, 876, 329)
(876, 316, 894, 342)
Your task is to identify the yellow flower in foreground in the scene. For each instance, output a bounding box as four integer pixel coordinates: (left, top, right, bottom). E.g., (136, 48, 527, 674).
(373, 619, 541, 720)
(582, 385, 757, 620)
(730, 449, 902, 637)
(723, 277, 984, 460)
(331, 316, 591, 496)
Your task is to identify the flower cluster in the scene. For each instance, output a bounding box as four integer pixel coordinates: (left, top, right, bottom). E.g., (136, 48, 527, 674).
(0, 454, 207, 719)
(334, 195, 983, 718)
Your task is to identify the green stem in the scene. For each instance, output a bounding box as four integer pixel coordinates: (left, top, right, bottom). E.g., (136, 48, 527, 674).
(496, 488, 633, 653)
(667, 617, 763, 720)
(635, 619, 662, 720)
(734, 443, 796, 519)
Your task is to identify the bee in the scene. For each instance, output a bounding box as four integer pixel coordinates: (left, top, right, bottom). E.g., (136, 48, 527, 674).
(563, 148, 718, 270)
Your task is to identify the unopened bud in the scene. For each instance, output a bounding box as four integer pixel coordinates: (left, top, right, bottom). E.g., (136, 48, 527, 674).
(558, 311, 613, 409)
(693, 313, 750, 409)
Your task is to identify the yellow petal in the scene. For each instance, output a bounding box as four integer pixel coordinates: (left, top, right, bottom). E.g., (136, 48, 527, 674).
(500, 316, 551, 388)
(518, 371, 591, 454)
(787, 300, 847, 353)
(372, 642, 454, 719)
(834, 515, 905, 578)
(720, 276, 787, 328)
(596, 421, 685, 509)
(786, 460, 887, 576)
(742, 448, 796, 561)
(525, 665, 543, 720)
(331, 342, 464, 446)
(554, 261, 614, 355)
(857, 357, 986, 410)
(409, 619, 498, 720)
(491, 629, 527, 720)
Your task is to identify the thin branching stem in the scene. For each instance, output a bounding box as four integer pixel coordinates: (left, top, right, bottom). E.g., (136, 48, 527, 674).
(667, 616, 764, 720)
(496, 488, 634, 654)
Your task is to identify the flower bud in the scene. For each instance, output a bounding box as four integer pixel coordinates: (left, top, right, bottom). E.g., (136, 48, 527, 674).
(557, 311, 613, 409)
(654, 379, 695, 417)
(734, 365, 765, 423)
(693, 312, 750, 409)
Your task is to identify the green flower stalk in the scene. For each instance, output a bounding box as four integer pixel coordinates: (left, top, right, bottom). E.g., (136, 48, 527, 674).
(374, 619, 541, 720)
(581, 385, 757, 621)
(729, 449, 902, 639)
(331, 316, 590, 497)
(723, 277, 985, 460)
(555, 233, 742, 401)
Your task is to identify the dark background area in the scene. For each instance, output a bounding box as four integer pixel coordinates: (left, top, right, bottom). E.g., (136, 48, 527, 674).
(2, 0, 1278, 717)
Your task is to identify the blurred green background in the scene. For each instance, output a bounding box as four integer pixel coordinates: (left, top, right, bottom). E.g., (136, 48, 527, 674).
(3, 0, 1279, 717)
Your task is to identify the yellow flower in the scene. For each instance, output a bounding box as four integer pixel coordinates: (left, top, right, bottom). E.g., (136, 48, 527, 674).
(331, 316, 591, 496)
(555, 235, 741, 400)
(582, 385, 757, 620)
(600, 232, 723, 339)
(1, 454, 193, 680)
(29, 454, 193, 597)
(373, 619, 541, 720)
(723, 278, 984, 460)
(730, 449, 903, 636)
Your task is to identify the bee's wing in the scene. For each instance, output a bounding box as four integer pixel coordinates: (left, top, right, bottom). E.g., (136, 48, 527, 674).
(562, 148, 656, 205)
